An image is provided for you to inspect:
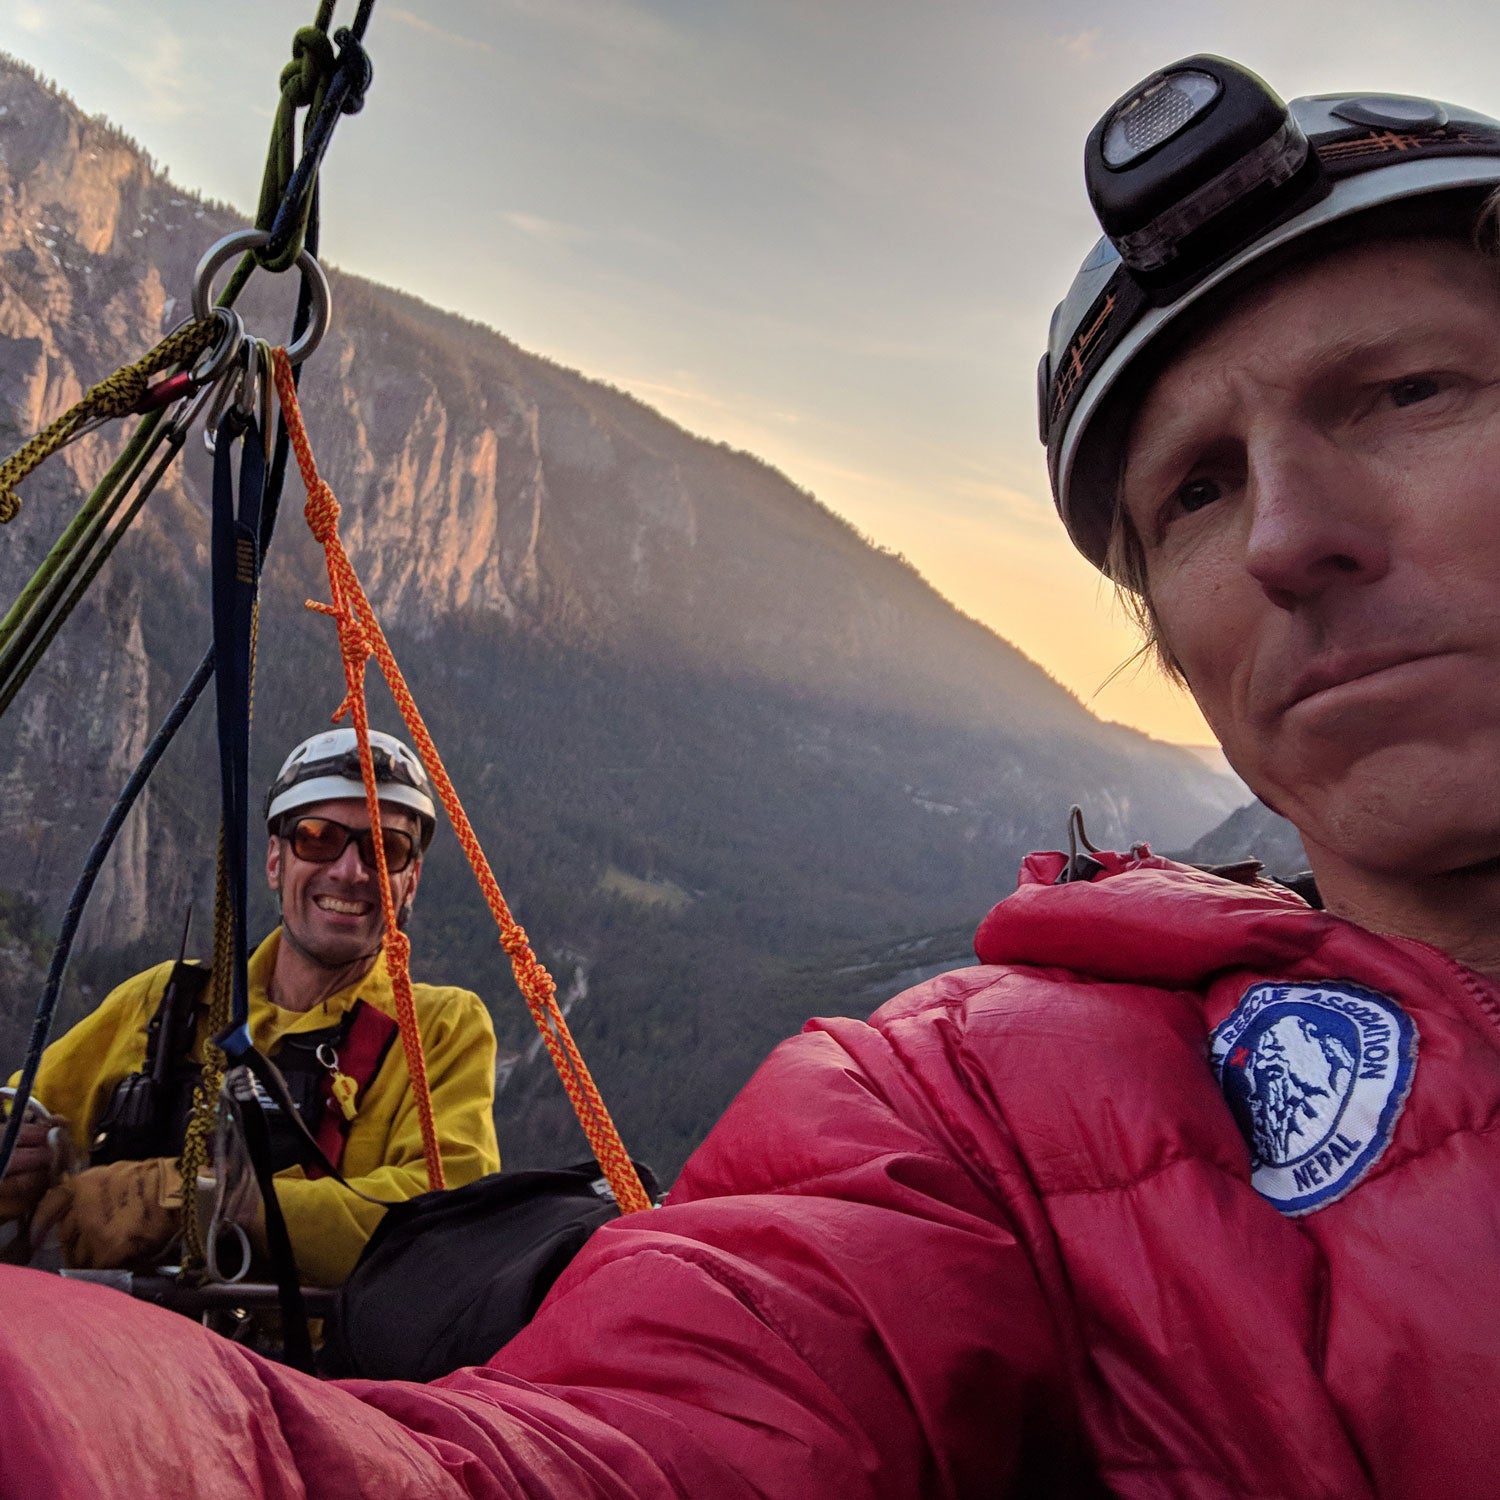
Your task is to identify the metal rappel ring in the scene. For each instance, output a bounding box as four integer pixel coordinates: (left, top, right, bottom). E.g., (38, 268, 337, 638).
(190, 227, 331, 366)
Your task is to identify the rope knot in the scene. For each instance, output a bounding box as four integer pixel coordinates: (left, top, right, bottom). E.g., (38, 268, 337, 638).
(280, 27, 336, 109)
(338, 612, 374, 670)
(332, 30, 373, 116)
(304, 480, 340, 541)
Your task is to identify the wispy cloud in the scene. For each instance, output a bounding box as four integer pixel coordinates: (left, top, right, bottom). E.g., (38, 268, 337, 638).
(491, 0, 686, 61)
(503, 211, 588, 246)
(126, 31, 190, 122)
(944, 476, 1053, 531)
(601, 373, 733, 414)
(386, 7, 496, 54)
(1058, 28, 1103, 62)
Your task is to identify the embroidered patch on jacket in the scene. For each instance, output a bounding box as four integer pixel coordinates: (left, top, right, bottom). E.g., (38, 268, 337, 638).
(1210, 980, 1418, 1215)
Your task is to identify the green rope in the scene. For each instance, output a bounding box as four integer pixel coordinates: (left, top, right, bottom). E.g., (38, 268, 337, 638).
(0, 412, 166, 685)
(0, 429, 183, 721)
(253, 25, 336, 272)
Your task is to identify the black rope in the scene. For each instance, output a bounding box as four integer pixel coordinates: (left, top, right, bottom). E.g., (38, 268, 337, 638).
(260, 18, 374, 268)
(350, 0, 377, 42)
(0, 647, 215, 1182)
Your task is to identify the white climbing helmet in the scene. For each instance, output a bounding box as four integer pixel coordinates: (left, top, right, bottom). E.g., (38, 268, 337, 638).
(265, 727, 437, 848)
(1040, 54, 1500, 570)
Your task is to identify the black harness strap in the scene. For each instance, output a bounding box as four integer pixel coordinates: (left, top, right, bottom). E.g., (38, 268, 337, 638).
(226, 1066, 314, 1372)
(206, 402, 320, 1359)
(210, 408, 266, 1057)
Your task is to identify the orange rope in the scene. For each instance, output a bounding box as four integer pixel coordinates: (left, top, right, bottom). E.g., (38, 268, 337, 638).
(295, 468, 444, 1188)
(271, 348, 650, 1214)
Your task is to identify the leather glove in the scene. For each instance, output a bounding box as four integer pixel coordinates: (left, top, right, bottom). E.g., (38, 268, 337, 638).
(32, 1157, 183, 1270)
(0, 1120, 57, 1223)
(0, 1092, 73, 1225)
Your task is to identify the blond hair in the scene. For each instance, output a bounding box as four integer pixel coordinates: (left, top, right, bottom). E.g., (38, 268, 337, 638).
(1104, 487, 1184, 684)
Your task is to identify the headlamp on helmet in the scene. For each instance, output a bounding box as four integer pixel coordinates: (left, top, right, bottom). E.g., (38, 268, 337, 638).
(1040, 55, 1500, 570)
(1085, 57, 1322, 291)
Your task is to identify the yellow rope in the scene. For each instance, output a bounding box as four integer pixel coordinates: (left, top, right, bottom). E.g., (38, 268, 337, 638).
(178, 841, 235, 1270)
(0, 318, 219, 524)
(180, 600, 262, 1268)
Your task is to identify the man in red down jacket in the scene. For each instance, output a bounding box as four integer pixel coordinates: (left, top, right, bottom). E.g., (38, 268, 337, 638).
(7, 54, 1500, 1500)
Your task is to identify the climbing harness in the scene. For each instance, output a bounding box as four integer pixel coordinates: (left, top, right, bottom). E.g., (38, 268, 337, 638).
(91, 962, 395, 1177)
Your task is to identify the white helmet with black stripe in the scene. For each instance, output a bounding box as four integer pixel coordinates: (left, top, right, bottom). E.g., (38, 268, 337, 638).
(265, 727, 437, 849)
(1041, 55, 1500, 570)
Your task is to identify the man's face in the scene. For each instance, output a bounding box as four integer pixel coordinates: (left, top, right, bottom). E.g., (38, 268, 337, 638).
(1121, 238, 1500, 883)
(265, 796, 422, 969)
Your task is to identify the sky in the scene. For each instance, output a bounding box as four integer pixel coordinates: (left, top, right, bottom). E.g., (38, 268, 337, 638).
(7, 0, 1500, 745)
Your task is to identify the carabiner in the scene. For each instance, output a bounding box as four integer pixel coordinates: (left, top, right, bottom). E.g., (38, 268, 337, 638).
(250, 339, 275, 463)
(152, 307, 246, 445)
(200, 337, 276, 457)
(66, 307, 245, 445)
(188, 305, 246, 387)
(166, 369, 227, 445)
(200, 343, 250, 453)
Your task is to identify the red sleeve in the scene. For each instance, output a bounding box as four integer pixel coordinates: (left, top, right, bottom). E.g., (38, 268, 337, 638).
(0, 1009, 1082, 1498)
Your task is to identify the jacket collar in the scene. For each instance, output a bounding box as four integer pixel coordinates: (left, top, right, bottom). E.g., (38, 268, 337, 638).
(249, 927, 394, 1024)
(973, 850, 1327, 989)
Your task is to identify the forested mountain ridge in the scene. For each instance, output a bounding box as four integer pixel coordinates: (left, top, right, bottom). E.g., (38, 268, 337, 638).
(0, 57, 1240, 1173)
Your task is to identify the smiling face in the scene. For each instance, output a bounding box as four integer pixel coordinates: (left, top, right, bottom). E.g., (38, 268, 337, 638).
(1121, 237, 1500, 890)
(265, 796, 422, 969)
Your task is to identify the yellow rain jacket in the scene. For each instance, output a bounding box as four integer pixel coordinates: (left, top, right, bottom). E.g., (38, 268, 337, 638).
(17, 928, 500, 1285)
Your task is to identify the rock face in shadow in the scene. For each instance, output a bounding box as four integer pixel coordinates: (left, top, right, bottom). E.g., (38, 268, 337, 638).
(0, 56, 1244, 1171)
(1178, 800, 1310, 882)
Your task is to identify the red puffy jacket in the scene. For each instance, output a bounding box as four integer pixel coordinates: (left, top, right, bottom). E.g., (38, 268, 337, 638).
(3, 851, 1497, 1498)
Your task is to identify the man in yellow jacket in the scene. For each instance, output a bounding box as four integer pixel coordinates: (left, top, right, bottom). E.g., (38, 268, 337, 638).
(0, 727, 500, 1286)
